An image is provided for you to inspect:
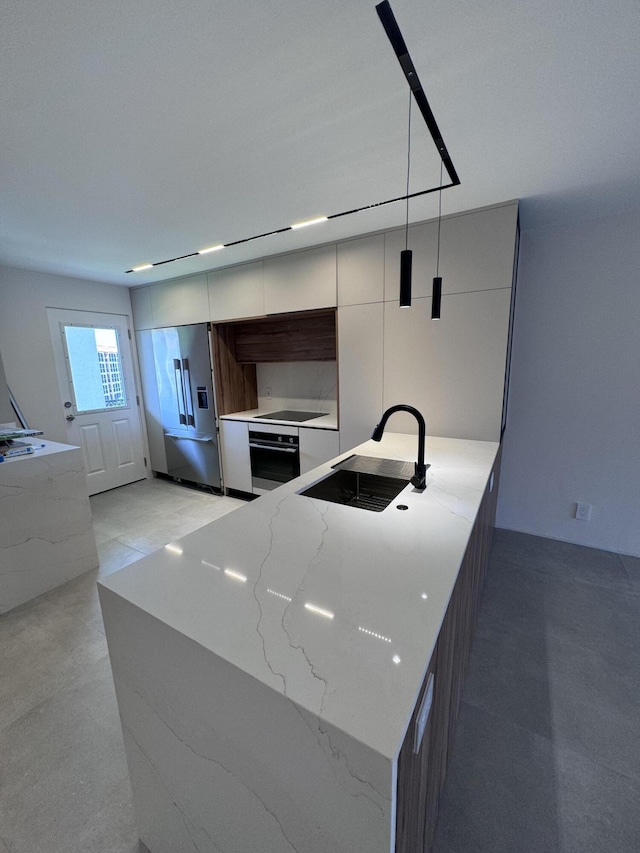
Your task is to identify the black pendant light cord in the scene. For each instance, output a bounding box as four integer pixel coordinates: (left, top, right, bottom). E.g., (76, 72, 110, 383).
(405, 90, 412, 251)
(431, 157, 444, 319)
(435, 157, 443, 277)
(399, 89, 413, 307)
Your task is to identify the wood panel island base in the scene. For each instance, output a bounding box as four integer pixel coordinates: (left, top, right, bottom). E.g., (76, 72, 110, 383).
(99, 434, 501, 853)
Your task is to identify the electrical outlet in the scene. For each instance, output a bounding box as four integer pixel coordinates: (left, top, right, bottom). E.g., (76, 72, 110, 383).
(265, 387, 272, 399)
(575, 502, 592, 521)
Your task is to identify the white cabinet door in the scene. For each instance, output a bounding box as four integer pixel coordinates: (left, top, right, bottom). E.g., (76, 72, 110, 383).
(130, 286, 154, 330)
(149, 274, 209, 328)
(383, 289, 512, 442)
(338, 303, 384, 454)
(299, 429, 340, 475)
(208, 261, 265, 321)
(220, 420, 252, 493)
(264, 245, 336, 314)
(338, 234, 384, 306)
(438, 202, 518, 297)
(383, 202, 518, 302)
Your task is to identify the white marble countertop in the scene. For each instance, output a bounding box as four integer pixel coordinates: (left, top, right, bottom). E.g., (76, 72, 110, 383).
(220, 408, 338, 430)
(100, 433, 498, 761)
(0, 438, 80, 465)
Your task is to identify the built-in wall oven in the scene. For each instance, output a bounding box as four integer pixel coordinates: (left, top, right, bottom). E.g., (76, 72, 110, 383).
(249, 425, 299, 494)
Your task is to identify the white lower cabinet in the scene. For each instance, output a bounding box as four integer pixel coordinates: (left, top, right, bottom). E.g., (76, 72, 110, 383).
(220, 420, 252, 493)
(299, 428, 340, 475)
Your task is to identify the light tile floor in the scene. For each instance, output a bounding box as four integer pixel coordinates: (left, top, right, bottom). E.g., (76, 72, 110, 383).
(0, 477, 245, 853)
(1, 480, 638, 853)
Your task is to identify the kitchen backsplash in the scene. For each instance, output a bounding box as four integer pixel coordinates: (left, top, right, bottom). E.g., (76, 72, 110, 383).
(256, 361, 337, 415)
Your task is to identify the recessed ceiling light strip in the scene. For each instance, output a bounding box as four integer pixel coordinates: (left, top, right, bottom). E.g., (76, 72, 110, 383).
(126, 185, 455, 273)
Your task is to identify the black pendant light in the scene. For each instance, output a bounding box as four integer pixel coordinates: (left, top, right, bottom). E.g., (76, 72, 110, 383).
(400, 91, 413, 308)
(431, 159, 444, 319)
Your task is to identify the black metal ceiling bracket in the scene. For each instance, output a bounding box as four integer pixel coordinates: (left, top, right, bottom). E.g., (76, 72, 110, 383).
(375, 0, 460, 188)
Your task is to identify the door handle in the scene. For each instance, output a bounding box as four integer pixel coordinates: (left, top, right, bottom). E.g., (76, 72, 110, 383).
(182, 358, 195, 426)
(174, 359, 187, 425)
(66, 414, 76, 421)
(165, 434, 213, 443)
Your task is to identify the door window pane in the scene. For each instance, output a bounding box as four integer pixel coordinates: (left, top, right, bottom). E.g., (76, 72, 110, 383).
(64, 326, 127, 412)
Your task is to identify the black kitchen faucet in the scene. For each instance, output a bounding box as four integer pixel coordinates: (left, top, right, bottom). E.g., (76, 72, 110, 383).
(371, 404, 428, 490)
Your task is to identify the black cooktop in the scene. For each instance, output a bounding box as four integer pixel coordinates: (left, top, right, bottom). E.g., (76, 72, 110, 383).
(253, 410, 329, 423)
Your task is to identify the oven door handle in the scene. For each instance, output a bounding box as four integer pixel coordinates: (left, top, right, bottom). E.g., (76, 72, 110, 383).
(249, 442, 298, 453)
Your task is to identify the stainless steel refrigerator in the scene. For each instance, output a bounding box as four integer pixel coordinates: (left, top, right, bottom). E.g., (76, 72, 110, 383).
(146, 323, 221, 489)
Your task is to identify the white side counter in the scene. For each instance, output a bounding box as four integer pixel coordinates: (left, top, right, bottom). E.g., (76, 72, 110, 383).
(0, 440, 99, 614)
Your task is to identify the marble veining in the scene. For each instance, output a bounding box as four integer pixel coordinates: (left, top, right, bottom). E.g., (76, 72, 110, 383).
(1, 440, 99, 613)
(102, 588, 392, 853)
(101, 434, 497, 760)
(100, 433, 497, 852)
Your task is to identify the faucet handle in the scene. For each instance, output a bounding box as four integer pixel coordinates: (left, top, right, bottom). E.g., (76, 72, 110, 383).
(411, 463, 429, 491)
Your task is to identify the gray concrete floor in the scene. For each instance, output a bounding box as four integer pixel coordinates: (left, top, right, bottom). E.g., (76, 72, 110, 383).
(432, 530, 640, 853)
(1, 479, 638, 852)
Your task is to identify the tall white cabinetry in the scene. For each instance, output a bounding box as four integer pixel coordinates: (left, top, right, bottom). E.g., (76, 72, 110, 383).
(337, 235, 385, 452)
(129, 201, 518, 464)
(338, 202, 518, 446)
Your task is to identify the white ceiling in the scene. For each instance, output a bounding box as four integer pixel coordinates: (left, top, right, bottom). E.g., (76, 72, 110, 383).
(2, 0, 639, 286)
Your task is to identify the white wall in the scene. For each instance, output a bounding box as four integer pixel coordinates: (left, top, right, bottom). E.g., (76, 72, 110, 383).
(0, 265, 134, 442)
(497, 210, 640, 557)
(256, 362, 337, 416)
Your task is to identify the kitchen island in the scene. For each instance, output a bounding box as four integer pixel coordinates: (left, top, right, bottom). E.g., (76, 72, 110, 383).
(1, 439, 98, 614)
(99, 433, 500, 853)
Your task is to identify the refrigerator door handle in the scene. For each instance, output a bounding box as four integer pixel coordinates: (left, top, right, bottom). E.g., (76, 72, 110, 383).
(165, 434, 214, 443)
(173, 359, 187, 425)
(182, 358, 196, 427)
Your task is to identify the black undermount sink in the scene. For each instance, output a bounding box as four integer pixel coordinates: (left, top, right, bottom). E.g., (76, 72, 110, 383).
(298, 468, 410, 512)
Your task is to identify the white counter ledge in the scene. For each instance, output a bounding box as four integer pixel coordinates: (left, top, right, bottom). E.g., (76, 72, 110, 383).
(220, 408, 338, 429)
(99, 433, 500, 853)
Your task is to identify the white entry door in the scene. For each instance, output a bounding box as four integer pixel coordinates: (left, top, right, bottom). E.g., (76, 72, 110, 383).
(48, 308, 147, 495)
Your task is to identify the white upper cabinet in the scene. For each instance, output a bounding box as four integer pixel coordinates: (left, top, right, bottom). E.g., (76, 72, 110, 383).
(264, 245, 337, 315)
(149, 274, 209, 328)
(130, 286, 154, 331)
(438, 202, 518, 296)
(383, 202, 518, 301)
(208, 261, 265, 322)
(337, 234, 384, 306)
